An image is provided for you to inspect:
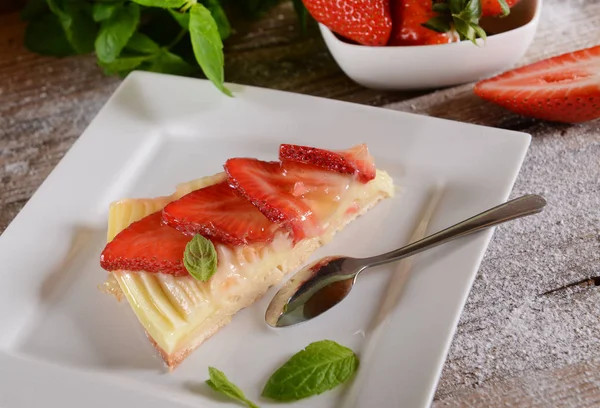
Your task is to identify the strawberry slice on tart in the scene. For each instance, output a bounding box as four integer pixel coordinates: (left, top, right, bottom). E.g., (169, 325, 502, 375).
(100, 211, 190, 276)
(225, 158, 354, 241)
(163, 181, 278, 245)
(279, 143, 376, 183)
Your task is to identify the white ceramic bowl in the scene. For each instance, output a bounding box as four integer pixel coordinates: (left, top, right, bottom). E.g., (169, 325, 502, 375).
(319, 0, 542, 90)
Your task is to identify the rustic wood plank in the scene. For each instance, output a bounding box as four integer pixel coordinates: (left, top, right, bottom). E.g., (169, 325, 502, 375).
(434, 357, 600, 407)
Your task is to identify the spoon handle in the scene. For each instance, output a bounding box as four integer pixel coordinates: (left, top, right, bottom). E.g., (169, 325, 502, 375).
(363, 194, 546, 268)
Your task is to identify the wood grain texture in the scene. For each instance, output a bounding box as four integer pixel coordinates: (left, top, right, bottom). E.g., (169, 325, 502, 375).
(1, 0, 600, 406)
(434, 358, 600, 407)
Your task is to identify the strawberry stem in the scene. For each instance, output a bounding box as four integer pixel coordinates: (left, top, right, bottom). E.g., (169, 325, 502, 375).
(424, 0, 503, 44)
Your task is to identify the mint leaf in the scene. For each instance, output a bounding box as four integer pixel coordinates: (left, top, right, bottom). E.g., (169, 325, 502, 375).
(93, 2, 121, 22)
(189, 3, 231, 96)
(24, 13, 75, 57)
(125, 32, 160, 54)
(184, 235, 217, 281)
(206, 367, 260, 408)
(95, 3, 140, 63)
(47, 0, 97, 54)
(168, 9, 190, 29)
(262, 340, 359, 402)
(99, 55, 151, 76)
(205, 0, 232, 40)
(147, 49, 196, 76)
(131, 0, 187, 7)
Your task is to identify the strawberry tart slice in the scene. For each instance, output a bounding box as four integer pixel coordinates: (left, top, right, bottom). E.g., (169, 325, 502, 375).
(99, 144, 394, 369)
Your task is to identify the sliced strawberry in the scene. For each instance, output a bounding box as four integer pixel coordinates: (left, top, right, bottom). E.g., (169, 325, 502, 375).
(302, 0, 392, 46)
(279, 144, 376, 183)
(162, 181, 278, 245)
(225, 158, 352, 241)
(474, 45, 600, 123)
(100, 212, 190, 276)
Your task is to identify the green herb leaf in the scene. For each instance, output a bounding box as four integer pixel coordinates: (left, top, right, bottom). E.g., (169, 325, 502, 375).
(95, 3, 140, 63)
(168, 9, 190, 29)
(47, 0, 97, 54)
(125, 32, 160, 54)
(21, 0, 49, 21)
(472, 24, 488, 42)
(449, 0, 463, 15)
(189, 3, 232, 96)
(262, 340, 359, 402)
(184, 234, 218, 281)
(131, 0, 187, 8)
(204, 0, 232, 40)
(497, 0, 511, 17)
(292, 0, 308, 33)
(206, 367, 260, 408)
(454, 17, 476, 42)
(99, 55, 151, 76)
(432, 2, 450, 13)
(93, 2, 121, 22)
(456, 0, 481, 23)
(24, 13, 75, 57)
(147, 49, 196, 75)
(422, 16, 451, 33)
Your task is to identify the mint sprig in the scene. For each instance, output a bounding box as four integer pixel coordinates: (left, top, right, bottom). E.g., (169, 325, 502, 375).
(262, 340, 359, 401)
(21, 0, 311, 96)
(206, 367, 260, 408)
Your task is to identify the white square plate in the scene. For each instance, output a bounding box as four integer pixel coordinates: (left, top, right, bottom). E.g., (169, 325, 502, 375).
(0, 72, 530, 408)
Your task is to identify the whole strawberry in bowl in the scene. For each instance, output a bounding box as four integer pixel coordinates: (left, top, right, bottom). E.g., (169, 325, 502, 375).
(306, 0, 542, 90)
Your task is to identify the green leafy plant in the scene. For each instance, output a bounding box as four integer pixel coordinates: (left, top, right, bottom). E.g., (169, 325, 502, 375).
(21, 0, 309, 95)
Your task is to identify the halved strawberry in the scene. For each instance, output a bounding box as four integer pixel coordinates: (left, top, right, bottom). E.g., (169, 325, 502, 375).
(279, 144, 376, 183)
(225, 158, 352, 241)
(100, 212, 190, 276)
(162, 181, 278, 245)
(302, 0, 392, 46)
(474, 45, 600, 124)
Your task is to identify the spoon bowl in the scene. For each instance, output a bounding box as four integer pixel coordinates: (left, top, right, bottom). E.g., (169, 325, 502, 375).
(266, 194, 546, 327)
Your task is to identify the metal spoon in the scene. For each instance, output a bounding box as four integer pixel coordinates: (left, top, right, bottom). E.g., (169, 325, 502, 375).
(265, 194, 546, 328)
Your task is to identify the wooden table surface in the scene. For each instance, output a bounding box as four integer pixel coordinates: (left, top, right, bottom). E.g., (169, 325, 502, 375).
(1, 1, 599, 406)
